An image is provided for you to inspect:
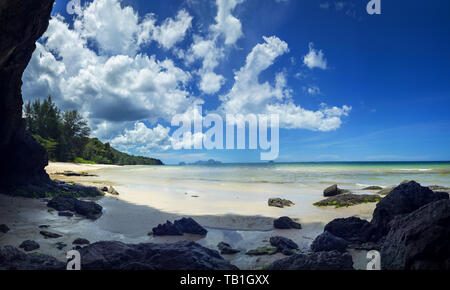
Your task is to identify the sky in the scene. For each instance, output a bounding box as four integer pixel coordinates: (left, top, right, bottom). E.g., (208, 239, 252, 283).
(22, 0, 450, 164)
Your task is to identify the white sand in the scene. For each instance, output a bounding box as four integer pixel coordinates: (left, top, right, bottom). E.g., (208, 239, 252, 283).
(0, 162, 380, 269)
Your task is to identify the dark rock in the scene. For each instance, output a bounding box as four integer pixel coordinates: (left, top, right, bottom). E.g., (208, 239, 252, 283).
(246, 247, 277, 256)
(363, 186, 383, 190)
(152, 221, 183, 236)
(270, 236, 298, 255)
(55, 242, 67, 250)
(371, 181, 448, 238)
(39, 231, 62, 239)
(73, 238, 90, 245)
(323, 184, 349, 197)
(38, 225, 50, 229)
(268, 198, 294, 208)
(47, 196, 103, 220)
(0, 224, 9, 233)
(273, 216, 302, 229)
(381, 199, 450, 270)
(19, 240, 40, 252)
(100, 186, 108, 192)
(0, 246, 64, 270)
(174, 217, 208, 235)
(108, 186, 119, 195)
(311, 231, 349, 253)
(314, 194, 382, 208)
(58, 211, 74, 217)
(79, 241, 238, 270)
(217, 242, 240, 255)
(0, 0, 54, 187)
(266, 251, 354, 270)
(325, 217, 376, 244)
(56, 171, 97, 177)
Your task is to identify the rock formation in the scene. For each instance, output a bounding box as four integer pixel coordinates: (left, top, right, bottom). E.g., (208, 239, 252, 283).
(0, 0, 55, 187)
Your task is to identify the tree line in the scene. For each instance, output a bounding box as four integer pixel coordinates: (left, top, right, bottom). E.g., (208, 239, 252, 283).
(24, 97, 163, 165)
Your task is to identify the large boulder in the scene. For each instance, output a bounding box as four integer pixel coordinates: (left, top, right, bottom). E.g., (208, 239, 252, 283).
(0, 246, 64, 270)
(323, 184, 349, 197)
(152, 221, 182, 236)
(217, 242, 240, 255)
(173, 217, 208, 235)
(381, 199, 450, 270)
(0, 0, 54, 187)
(371, 181, 448, 238)
(266, 251, 353, 270)
(47, 196, 103, 220)
(324, 217, 376, 244)
(273, 216, 302, 229)
(79, 241, 239, 270)
(311, 231, 349, 253)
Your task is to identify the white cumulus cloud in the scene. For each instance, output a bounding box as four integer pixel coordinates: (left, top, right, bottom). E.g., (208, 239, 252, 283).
(303, 42, 328, 70)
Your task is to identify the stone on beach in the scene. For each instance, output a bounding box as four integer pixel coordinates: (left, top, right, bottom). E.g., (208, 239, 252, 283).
(268, 198, 294, 208)
(47, 195, 103, 220)
(362, 186, 383, 190)
(39, 231, 62, 239)
(78, 241, 238, 270)
(310, 231, 349, 253)
(152, 221, 183, 236)
(0, 246, 65, 270)
(273, 216, 302, 229)
(323, 184, 349, 197)
(267, 251, 354, 270)
(324, 216, 376, 244)
(314, 193, 382, 208)
(153, 218, 208, 236)
(73, 238, 90, 245)
(270, 236, 298, 255)
(217, 242, 240, 255)
(246, 247, 277, 256)
(19, 240, 40, 252)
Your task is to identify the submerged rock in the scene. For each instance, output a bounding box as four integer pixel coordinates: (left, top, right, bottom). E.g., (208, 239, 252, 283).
(268, 198, 294, 208)
(371, 181, 448, 238)
(381, 199, 450, 270)
(0, 224, 9, 233)
(217, 242, 240, 255)
(79, 241, 238, 270)
(19, 240, 40, 252)
(39, 231, 62, 239)
(152, 221, 182, 236)
(267, 251, 353, 270)
(0, 246, 65, 270)
(273, 216, 302, 229)
(311, 231, 349, 253)
(47, 195, 103, 220)
(270, 236, 298, 255)
(246, 247, 277, 256)
(314, 194, 382, 208)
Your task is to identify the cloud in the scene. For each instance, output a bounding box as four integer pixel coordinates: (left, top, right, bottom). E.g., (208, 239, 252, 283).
(211, 0, 245, 45)
(23, 1, 197, 140)
(111, 122, 172, 152)
(150, 9, 193, 49)
(305, 86, 321, 95)
(219, 36, 350, 131)
(303, 42, 328, 70)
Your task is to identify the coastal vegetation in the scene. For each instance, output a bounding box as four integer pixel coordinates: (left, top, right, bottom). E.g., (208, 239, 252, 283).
(24, 97, 163, 165)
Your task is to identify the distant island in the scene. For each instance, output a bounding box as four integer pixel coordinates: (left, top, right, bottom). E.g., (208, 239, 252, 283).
(179, 159, 222, 165)
(24, 97, 163, 166)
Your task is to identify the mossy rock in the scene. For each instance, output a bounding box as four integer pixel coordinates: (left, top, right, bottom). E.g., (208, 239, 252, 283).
(245, 247, 277, 256)
(314, 194, 382, 208)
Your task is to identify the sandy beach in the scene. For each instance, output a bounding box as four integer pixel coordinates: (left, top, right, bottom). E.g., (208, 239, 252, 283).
(0, 162, 392, 269)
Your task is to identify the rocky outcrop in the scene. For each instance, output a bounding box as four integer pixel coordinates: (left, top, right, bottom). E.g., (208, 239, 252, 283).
(310, 231, 349, 253)
(217, 242, 240, 255)
(47, 195, 103, 220)
(267, 251, 353, 270)
(19, 240, 40, 252)
(0, 0, 54, 187)
(371, 181, 448, 238)
(314, 193, 381, 208)
(0, 246, 65, 270)
(273, 216, 302, 229)
(323, 184, 349, 197)
(73, 238, 90, 245)
(270, 236, 298, 255)
(152, 218, 207, 236)
(268, 198, 294, 208)
(381, 199, 450, 270)
(79, 241, 238, 270)
(324, 217, 376, 244)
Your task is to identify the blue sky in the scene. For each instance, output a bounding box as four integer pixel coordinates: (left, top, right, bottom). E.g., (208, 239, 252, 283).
(23, 0, 450, 164)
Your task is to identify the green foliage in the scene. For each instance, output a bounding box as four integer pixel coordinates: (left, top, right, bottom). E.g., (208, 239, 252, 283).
(24, 97, 163, 165)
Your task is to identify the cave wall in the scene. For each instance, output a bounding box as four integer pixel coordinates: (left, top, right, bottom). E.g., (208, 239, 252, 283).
(0, 0, 55, 186)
